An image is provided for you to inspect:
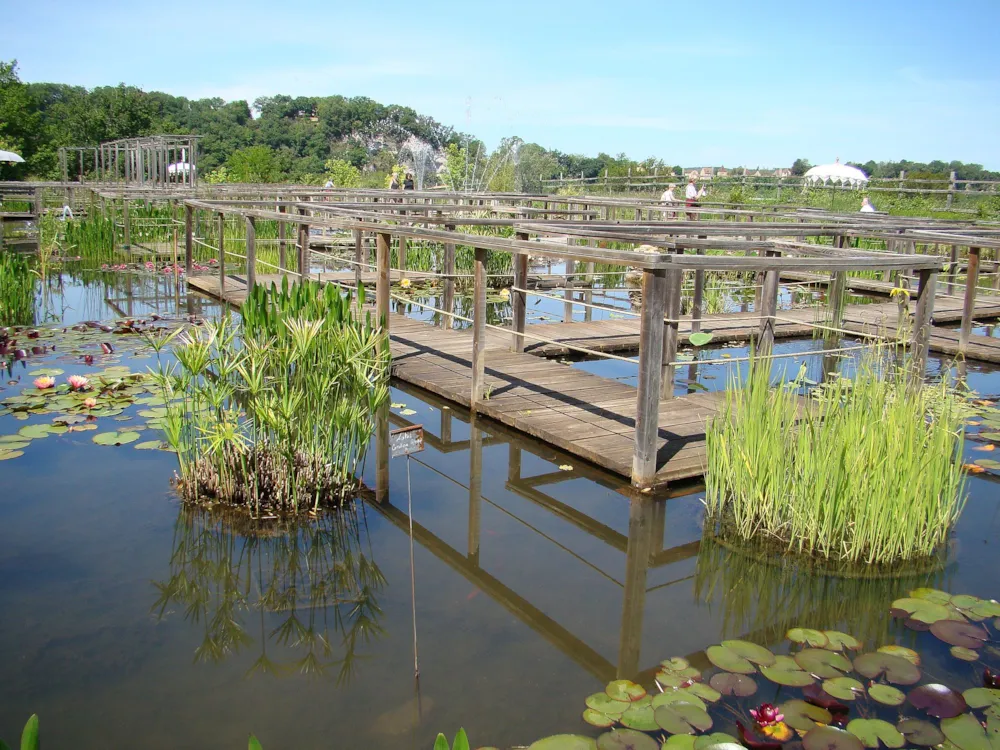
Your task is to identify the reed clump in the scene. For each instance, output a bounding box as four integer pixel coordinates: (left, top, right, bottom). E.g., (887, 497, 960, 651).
(0, 251, 35, 326)
(153, 278, 389, 515)
(704, 350, 968, 566)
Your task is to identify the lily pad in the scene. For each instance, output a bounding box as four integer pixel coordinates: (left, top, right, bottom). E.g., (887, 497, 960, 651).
(823, 677, 865, 701)
(853, 652, 921, 685)
(969, 600, 1000, 619)
(876, 645, 920, 665)
(135, 440, 166, 450)
(891, 597, 954, 624)
(689, 332, 714, 347)
(846, 719, 904, 749)
(605, 680, 646, 703)
(722, 640, 776, 667)
(911, 587, 953, 604)
(93, 431, 140, 446)
(0, 449, 24, 461)
(707, 644, 755, 674)
(620, 702, 659, 732)
(652, 693, 706, 712)
(18, 424, 51, 439)
(941, 713, 993, 750)
(681, 683, 721, 703)
(761, 654, 815, 687)
(788, 628, 830, 648)
(583, 710, 617, 729)
(665, 737, 697, 750)
(908, 684, 968, 719)
(896, 719, 945, 747)
(694, 734, 739, 750)
(530, 736, 598, 750)
(823, 631, 862, 651)
(867, 684, 906, 706)
(0, 441, 29, 450)
(931, 620, 989, 649)
(779, 699, 832, 732)
(952, 646, 980, 662)
(709, 673, 757, 697)
(963, 688, 1000, 711)
(796, 649, 852, 679)
(596, 729, 658, 750)
(802, 726, 864, 750)
(654, 702, 713, 735)
(586, 694, 629, 717)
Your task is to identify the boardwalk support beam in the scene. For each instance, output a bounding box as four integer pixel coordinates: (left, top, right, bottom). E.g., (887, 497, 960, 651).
(633, 268, 667, 487)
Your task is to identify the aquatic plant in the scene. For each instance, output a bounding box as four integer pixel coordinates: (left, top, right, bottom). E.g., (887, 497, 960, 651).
(704, 350, 968, 565)
(0, 251, 35, 326)
(525, 587, 999, 750)
(1, 713, 39, 750)
(433, 728, 470, 750)
(153, 279, 389, 514)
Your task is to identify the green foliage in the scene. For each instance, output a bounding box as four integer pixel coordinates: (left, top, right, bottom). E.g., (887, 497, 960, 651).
(249, 735, 263, 750)
(791, 158, 812, 176)
(433, 729, 470, 750)
(705, 350, 968, 565)
(324, 157, 361, 187)
(226, 145, 281, 183)
(0, 714, 39, 750)
(0, 251, 35, 326)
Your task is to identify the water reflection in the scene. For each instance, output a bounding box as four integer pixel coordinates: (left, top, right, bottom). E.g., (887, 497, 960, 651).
(152, 504, 385, 683)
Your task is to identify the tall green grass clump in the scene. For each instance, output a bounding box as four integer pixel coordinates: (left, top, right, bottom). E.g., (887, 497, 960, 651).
(0, 251, 35, 326)
(704, 352, 967, 566)
(152, 278, 389, 515)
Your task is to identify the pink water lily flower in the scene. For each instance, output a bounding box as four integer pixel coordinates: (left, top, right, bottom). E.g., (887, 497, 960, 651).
(83, 397, 97, 409)
(33, 376, 56, 390)
(750, 703, 784, 727)
(67, 375, 90, 391)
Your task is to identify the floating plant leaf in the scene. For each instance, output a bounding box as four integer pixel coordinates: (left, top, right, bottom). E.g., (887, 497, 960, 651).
(0, 441, 29, 450)
(583, 710, 617, 728)
(891, 597, 954, 624)
(710, 673, 757, 697)
(689, 332, 714, 347)
(665, 737, 697, 750)
(952, 647, 980, 662)
(694, 733, 739, 750)
(788, 628, 830, 648)
(681, 683, 721, 703)
(529, 736, 598, 750)
(846, 719, 904, 749)
(722, 640, 776, 667)
(974, 459, 1000, 470)
(93, 431, 139, 446)
(802, 726, 864, 750)
(586, 694, 629, 717)
(911, 588, 954, 604)
(605, 680, 646, 703)
(867, 684, 906, 706)
(969, 600, 1000, 619)
(652, 693, 706, 712)
(707, 645, 755, 674)
(932, 621, 990, 649)
(823, 677, 865, 701)
(823, 631, 862, 652)
(654, 702, 713, 735)
(853, 653, 921, 685)
(736, 722, 781, 750)
(779, 699, 832, 732)
(620, 702, 659, 732)
(796, 649, 852, 679)
(0, 449, 23, 461)
(876, 645, 920, 665)
(596, 729, 658, 750)
(761, 655, 815, 687)
(940, 713, 994, 750)
(908, 684, 968, 719)
(18, 424, 51, 439)
(963, 688, 1000, 712)
(897, 719, 945, 747)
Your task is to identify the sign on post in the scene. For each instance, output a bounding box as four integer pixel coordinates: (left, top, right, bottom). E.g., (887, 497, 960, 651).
(390, 425, 424, 458)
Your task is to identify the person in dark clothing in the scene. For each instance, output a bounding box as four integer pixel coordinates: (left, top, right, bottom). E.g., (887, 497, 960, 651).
(403, 173, 415, 190)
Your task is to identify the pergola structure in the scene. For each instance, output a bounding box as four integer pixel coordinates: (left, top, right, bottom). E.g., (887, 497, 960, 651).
(58, 135, 199, 188)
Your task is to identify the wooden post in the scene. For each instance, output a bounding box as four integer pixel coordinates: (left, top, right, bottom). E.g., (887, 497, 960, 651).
(297, 208, 309, 279)
(632, 268, 667, 486)
(947, 170, 956, 209)
(376, 231, 391, 333)
(828, 271, 847, 332)
(245, 216, 256, 290)
(512, 233, 529, 352)
(277, 204, 287, 270)
(471, 247, 488, 405)
(758, 266, 780, 353)
(217, 212, 226, 292)
(184, 204, 193, 276)
(564, 258, 575, 322)
(912, 269, 937, 377)
(442, 225, 456, 329)
(947, 244, 959, 294)
(353, 224, 363, 291)
(398, 234, 407, 279)
(691, 250, 705, 333)
(661, 264, 682, 398)
(959, 248, 981, 354)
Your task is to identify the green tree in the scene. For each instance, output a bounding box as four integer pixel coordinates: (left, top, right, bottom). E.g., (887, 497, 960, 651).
(0, 60, 40, 178)
(791, 158, 812, 176)
(324, 158, 361, 187)
(226, 145, 281, 182)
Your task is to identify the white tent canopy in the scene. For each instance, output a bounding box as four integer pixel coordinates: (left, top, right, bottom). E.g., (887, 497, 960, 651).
(167, 161, 193, 174)
(0, 149, 25, 163)
(804, 159, 868, 187)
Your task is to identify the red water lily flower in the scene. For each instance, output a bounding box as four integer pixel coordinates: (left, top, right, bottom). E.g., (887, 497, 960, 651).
(750, 703, 784, 727)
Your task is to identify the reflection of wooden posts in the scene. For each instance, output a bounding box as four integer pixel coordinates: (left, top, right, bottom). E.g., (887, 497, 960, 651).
(440, 408, 452, 444)
(217, 212, 226, 292)
(959, 248, 981, 354)
(377, 232, 391, 333)
(375, 400, 390, 503)
(468, 415, 483, 563)
(507, 443, 522, 484)
(617, 496, 655, 678)
(471, 247, 488, 405)
(758, 262, 780, 354)
(277, 204, 287, 270)
(513, 235, 529, 351)
(912, 269, 937, 377)
(184, 204, 193, 276)
(441, 224, 456, 330)
(632, 268, 667, 486)
(661, 260, 682, 399)
(245, 216, 256, 290)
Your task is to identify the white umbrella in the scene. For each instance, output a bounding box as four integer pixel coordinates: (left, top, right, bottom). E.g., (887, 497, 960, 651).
(0, 149, 25, 163)
(804, 159, 868, 187)
(167, 161, 192, 174)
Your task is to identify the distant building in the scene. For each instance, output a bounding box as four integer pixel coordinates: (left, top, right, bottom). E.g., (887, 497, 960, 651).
(715, 167, 730, 178)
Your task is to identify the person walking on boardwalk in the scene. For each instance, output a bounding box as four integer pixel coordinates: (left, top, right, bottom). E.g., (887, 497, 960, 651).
(685, 176, 699, 220)
(860, 196, 876, 213)
(403, 173, 415, 190)
(660, 183, 678, 218)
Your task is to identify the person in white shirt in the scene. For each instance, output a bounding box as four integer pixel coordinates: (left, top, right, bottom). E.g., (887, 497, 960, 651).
(324, 179, 334, 189)
(660, 184, 678, 218)
(685, 176, 699, 220)
(697, 185, 708, 199)
(860, 196, 876, 213)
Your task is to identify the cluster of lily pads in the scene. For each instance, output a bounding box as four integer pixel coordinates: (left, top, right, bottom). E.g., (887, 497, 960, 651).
(524, 588, 1000, 750)
(964, 398, 1000, 476)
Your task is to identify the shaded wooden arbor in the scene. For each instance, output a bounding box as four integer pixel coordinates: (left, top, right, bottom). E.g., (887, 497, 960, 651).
(58, 135, 199, 187)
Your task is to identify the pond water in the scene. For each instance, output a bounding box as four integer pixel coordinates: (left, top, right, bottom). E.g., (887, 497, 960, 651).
(1, 267, 998, 749)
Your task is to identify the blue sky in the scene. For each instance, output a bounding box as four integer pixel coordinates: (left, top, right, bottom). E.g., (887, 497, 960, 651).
(4, 0, 999, 168)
